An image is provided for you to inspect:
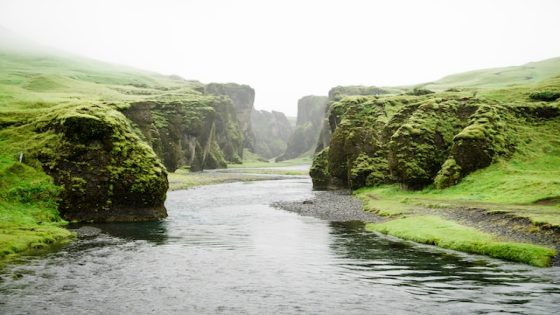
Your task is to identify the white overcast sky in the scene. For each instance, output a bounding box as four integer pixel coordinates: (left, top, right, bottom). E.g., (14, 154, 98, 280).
(1, 0, 559, 116)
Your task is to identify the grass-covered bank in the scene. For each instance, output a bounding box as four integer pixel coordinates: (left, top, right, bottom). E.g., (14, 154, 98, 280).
(355, 124, 560, 266)
(366, 216, 556, 267)
(168, 163, 309, 191)
(227, 149, 313, 169)
(0, 150, 74, 263)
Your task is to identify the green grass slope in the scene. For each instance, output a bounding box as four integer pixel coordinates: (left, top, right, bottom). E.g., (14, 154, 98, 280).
(0, 49, 205, 109)
(413, 57, 560, 91)
(0, 148, 73, 261)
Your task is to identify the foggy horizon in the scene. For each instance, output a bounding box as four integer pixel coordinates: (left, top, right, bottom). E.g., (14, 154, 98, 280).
(1, 0, 560, 116)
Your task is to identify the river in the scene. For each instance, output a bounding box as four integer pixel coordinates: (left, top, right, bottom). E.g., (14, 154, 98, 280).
(1, 176, 559, 314)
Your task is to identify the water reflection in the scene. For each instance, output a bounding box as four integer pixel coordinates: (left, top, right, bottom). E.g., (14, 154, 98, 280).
(328, 221, 560, 312)
(69, 220, 169, 244)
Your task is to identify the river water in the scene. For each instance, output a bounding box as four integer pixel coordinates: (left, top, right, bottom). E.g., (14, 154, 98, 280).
(1, 177, 559, 314)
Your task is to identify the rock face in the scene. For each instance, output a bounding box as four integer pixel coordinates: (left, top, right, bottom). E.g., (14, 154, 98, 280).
(211, 96, 245, 164)
(123, 95, 244, 172)
(316, 86, 388, 152)
(251, 109, 293, 159)
(33, 104, 168, 222)
(277, 95, 328, 161)
(310, 92, 560, 191)
(205, 83, 256, 153)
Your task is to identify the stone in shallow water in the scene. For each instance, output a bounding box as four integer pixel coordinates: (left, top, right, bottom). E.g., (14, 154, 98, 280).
(72, 226, 102, 238)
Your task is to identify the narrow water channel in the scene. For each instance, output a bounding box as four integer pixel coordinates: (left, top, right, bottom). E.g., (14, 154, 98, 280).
(1, 177, 559, 314)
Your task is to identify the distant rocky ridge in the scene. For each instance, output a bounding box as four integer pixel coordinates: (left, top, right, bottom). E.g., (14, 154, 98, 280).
(316, 86, 389, 152)
(251, 109, 293, 159)
(205, 83, 257, 153)
(276, 95, 328, 161)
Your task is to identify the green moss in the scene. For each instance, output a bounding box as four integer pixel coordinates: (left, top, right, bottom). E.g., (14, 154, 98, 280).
(350, 153, 388, 188)
(310, 148, 330, 189)
(434, 158, 462, 189)
(123, 96, 239, 171)
(529, 90, 560, 102)
(0, 151, 74, 261)
(366, 215, 556, 267)
(388, 97, 476, 189)
(0, 100, 168, 222)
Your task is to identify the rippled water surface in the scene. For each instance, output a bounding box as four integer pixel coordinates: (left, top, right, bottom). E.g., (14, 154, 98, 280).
(1, 178, 559, 314)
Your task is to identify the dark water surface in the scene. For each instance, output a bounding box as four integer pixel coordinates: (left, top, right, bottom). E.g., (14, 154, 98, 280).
(1, 178, 559, 314)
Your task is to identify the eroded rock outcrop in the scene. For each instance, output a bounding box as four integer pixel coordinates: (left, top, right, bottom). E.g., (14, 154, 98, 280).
(123, 94, 244, 171)
(309, 93, 540, 190)
(205, 83, 256, 152)
(316, 85, 388, 152)
(32, 104, 168, 222)
(251, 109, 293, 159)
(277, 95, 328, 161)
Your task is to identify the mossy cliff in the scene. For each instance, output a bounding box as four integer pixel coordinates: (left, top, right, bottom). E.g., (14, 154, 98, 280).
(1, 103, 168, 222)
(205, 83, 256, 153)
(251, 109, 293, 159)
(310, 90, 559, 190)
(277, 95, 328, 161)
(123, 94, 244, 171)
(316, 86, 388, 152)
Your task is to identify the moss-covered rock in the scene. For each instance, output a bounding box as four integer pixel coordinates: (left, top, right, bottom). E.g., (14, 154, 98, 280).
(32, 104, 168, 222)
(210, 96, 244, 164)
(325, 96, 405, 189)
(388, 98, 477, 189)
(309, 91, 535, 191)
(310, 148, 330, 190)
(123, 95, 243, 171)
(316, 85, 388, 152)
(433, 158, 462, 189)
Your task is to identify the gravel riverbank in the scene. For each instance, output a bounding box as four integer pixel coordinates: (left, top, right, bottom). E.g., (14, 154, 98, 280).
(272, 190, 384, 223)
(273, 189, 560, 266)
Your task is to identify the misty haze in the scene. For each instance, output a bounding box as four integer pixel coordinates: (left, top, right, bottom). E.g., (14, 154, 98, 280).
(1, 1, 559, 314)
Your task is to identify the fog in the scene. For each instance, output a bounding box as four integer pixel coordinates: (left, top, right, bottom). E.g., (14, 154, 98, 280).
(1, 0, 559, 116)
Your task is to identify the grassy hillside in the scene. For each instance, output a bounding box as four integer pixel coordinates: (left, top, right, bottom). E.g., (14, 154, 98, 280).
(411, 57, 560, 91)
(0, 49, 205, 109)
